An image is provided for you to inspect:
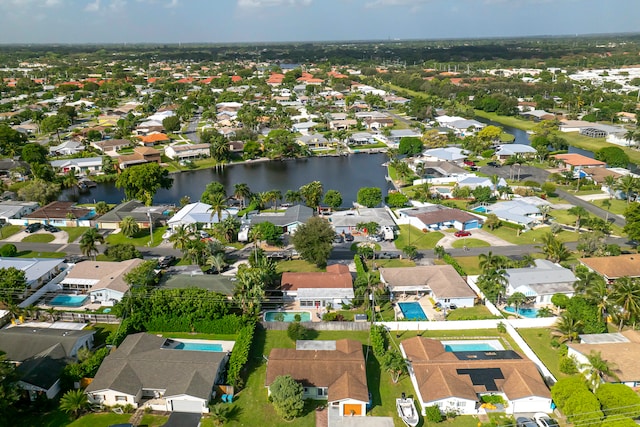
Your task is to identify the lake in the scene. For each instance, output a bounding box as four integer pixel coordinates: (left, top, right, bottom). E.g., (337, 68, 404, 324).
(64, 153, 392, 207)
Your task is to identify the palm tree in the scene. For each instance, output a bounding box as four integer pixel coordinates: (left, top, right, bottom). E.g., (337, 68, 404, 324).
(284, 190, 302, 204)
(603, 175, 617, 199)
(218, 216, 240, 243)
(553, 312, 584, 343)
(382, 350, 407, 384)
(119, 216, 139, 238)
(233, 183, 251, 209)
(209, 403, 231, 426)
(62, 170, 78, 196)
(538, 205, 551, 224)
(539, 232, 571, 263)
(574, 269, 605, 293)
(624, 129, 637, 147)
(506, 292, 528, 317)
(94, 201, 110, 215)
(208, 192, 229, 224)
(206, 252, 227, 274)
(586, 280, 611, 323)
(59, 389, 91, 419)
(611, 277, 640, 330)
(79, 228, 104, 260)
(568, 206, 589, 230)
(170, 224, 192, 251)
(616, 175, 639, 204)
(585, 351, 619, 383)
(478, 251, 508, 272)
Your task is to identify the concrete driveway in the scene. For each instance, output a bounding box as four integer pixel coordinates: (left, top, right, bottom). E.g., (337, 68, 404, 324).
(3, 229, 69, 244)
(437, 228, 514, 249)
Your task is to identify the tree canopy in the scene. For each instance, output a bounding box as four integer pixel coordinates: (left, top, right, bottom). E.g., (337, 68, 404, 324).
(115, 162, 173, 206)
(291, 217, 334, 267)
(357, 187, 382, 208)
(269, 375, 305, 420)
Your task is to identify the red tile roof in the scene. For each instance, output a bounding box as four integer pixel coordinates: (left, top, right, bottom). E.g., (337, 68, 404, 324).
(281, 264, 352, 291)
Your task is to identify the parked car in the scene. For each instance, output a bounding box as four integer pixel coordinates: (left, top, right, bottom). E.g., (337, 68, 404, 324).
(198, 230, 210, 239)
(517, 417, 538, 427)
(463, 160, 476, 167)
(266, 252, 289, 260)
(24, 223, 42, 233)
(344, 233, 354, 242)
(205, 265, 229, 274)
(368, 234, 383, 242)
(43, 224, 61, 233)
(534, 414, 559, 427)
(157, 255, 176, 268)
(377, 252, 400, 259)
(454, 230, 472, 237)
(449, 304, 458, 310)
(487, 161, 500, 167)
(333, 234, 344, 243)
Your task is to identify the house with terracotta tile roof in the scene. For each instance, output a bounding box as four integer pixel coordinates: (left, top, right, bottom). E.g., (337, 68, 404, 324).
(280, 264, 354, 309)
(401, 337, 552, 416)
(266, 339, 369, 417)
(579, 254, 640, 283)
(553, 153, 606, 169)
(137, 133, 170, 146)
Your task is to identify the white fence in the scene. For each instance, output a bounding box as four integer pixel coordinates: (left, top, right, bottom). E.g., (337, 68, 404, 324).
(19, 268, 68, 308)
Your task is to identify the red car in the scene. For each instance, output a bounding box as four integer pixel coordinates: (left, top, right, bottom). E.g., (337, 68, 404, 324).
(454, 230, 472, 237)
(463, 160, 476, 167)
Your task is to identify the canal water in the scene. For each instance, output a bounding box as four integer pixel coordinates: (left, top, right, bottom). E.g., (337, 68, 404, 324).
(64, 153, 392, 207)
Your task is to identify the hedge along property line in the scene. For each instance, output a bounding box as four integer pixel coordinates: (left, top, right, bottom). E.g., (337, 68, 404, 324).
(442, 253, 466, 276)
(143, 314, 243, 335)
(354, 254, 367, 276)
(227, 321, 256, 388)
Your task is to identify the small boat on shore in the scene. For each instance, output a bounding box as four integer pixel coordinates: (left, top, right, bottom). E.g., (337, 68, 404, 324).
(396, 394, 419, 427)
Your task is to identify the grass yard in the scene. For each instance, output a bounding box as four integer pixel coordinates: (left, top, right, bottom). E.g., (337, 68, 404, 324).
(517, 327, 566, 380)
(17, 250, 65, 258)
(474, 110, 537, 131)
(14, 408, 71, 427)
(549, 209, 577, 226)
(105, 226, 167, 247)
(22, 233, 55, 243)
(395, 225, 444, 250)
(61, 227, 90, 243)
(374, 259, 416, 268)
(487, 226, 578, 245)
(84, 323, 119, 347)
(450, 238, 490, 249)
(68, 413, 134, 427)
(276, 259, 323, 273)
(449, 256, 482, 275)
(138, 414, 171, 426)
(446, 305, 500, 321)
(592, 198, 629, 216)
(0, 224, 22, 239)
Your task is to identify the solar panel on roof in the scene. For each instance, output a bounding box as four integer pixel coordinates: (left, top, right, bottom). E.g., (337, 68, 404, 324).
(457, 368, 504, 392)
(453, 350, 522, 361)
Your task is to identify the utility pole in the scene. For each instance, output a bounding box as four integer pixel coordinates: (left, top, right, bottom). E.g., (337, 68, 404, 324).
(147, 211, 153, 246)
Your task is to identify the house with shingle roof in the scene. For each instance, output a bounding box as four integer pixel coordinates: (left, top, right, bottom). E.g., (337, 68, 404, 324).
(397, 205, 482, 232)
(266, 339, 369, 417)
(86, 333, 228, 413)
(24, 201, 95, 227)
(117, 146, 161, 169)
(248, 205, 313, 234)
(95, 200, 173, 230)
(379, 265, 476, 307)
(579, 254, 640, 283)
(0, 326, 95, 400)
(401, 337, 552, 415)
(504, 259, 576, 305)
(280, 264, 354, 309)
(60, 259, 145, 304)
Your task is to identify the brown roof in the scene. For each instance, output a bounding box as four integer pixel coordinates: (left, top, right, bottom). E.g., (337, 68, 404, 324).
(553, 153, 606, 167)
(266, 339, 368, 403)
(402, 337, 550, 404)
(567, 332, 640, 382)
(579, 254, 640, 280)
(379, 265, 475, 298)
(582, 167, 622, 183)
(408, 206, 479, 227)
(25, 201, 92, 220)
(63, 259, 144, 294)
(281, 264, 353, 291)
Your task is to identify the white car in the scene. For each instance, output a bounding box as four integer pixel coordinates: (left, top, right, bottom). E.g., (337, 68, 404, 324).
(534, 413, 559, 427)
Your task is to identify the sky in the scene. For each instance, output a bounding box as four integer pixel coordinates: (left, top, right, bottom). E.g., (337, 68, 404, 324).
(0, 0, 638, 44)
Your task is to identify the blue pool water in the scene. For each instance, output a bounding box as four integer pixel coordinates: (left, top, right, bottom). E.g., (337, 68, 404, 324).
(264, 311, 312, 322)
(436, 187, 451, 194)
(50, 295, 88, 307)
(174, 342, 223, 352)
(504, 306, 539, 318)
(473, 206, 488, 213)
(398, 302, 428, 321)
(442, 340, 505, 352)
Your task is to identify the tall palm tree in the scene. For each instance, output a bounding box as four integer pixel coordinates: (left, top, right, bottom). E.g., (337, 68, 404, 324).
(233, 183, 251, 209)
(624, 129, 637, 148)
(208, 192, 229, 224)
(585, 351, 619, 383)
(611, 277, 640, 330)
(568, 206, 589, 230)
(59, 389, 91, 419)
(284, 190, 302, 204)
(586, 280, 611, 323)
(539, 232, 571, 263)
(119, 216, 139, 238)
(79, 228, 104, 260)
(538, 205, 551, 224)
(507, 292, 528, 317)
(553, 312, 584, 343)
(206, 252, 227, 274)
(94, 201, 110, 215)
(616, 175, 639, 204)
(603, 175, 617, 199)
(62, 171, 78, 196)
(574, 269, 605, 293)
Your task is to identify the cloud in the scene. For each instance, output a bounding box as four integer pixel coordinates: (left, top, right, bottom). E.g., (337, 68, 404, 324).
(84, 0, 100, 12)
(165, 0, 179, 7)
(237, 0, 312, 8)
(0, 0, 62, 7)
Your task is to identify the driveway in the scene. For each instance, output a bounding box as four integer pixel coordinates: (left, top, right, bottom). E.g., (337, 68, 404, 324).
(3, 229, 69, 244)
(437, 228, 514, 249)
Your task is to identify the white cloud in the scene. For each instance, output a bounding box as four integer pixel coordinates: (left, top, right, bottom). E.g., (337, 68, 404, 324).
(108, 0, 127, 11)
(237, 0, 312, 8)
(84, 0, 100, 12)
(165, 0, 179, 8)
(0, 0, 62, 7)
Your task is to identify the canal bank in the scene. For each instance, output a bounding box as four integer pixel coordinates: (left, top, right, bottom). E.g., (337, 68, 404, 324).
(475, 110, 640, 167)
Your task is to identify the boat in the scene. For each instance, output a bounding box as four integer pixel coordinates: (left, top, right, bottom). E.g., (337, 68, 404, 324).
(396, 394, 419, 427)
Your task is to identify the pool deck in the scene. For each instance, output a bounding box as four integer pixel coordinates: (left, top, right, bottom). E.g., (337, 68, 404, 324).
(279, 301, 325, 322)
(163, 337, 235, 352)
(394, 295, 445, 321)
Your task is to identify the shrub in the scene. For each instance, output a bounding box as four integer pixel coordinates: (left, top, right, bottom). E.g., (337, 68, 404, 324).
(558, 356, 578, 375)
(287, 322, 310, 341)
(442, 253, 465, 276)
(354, 254, 367, 275)
(0, 244, 17, 257)
(370, 325, 387, 357)
(497, 322, 507, 333)
(270, 375, 305, 420)
(227, 322, 255, 388)
(481, 395, 505, 404)
(425, 405, 443, 422)
(322, 312, 345, 321)
(596, 383, 640, 418)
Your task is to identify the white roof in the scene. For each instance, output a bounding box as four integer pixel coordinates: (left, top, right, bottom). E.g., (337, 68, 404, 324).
(495, 144, 537, 156)
(168, 202, 238, 226)
(0, 257, 64, 285)
(422, 147, 468, 161)
(50, 156, 103, 168)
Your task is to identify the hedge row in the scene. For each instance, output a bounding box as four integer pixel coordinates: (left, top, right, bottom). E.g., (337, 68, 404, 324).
(227, 322, 256, 388)
(442, 253, 466, 276)
(354, 254, 367, 276)
(143, 314, 243, 335)
(370, 325, 387, 357)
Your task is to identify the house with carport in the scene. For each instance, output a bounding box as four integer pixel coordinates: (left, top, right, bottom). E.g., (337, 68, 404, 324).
(86, 333, 229, 413)
(168, 202, 239, 231)
(280, 264, 354, 310)
(401, 337, 552, 416)
(494, 144, 537, 162)
(396, 205, 482, 232)
(266, 339, 369, 417)
(23, 201, 95, 227)
(0, 326, 95, 400)
(380, 265, 476, 307)
(504, 259, 576, 305)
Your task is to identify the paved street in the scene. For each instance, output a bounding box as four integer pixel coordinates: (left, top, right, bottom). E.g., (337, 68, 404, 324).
(556, 188, 626, 227)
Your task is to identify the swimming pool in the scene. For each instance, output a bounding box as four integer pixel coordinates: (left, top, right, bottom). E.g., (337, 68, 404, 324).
(398, 302, 428, 321)
(263, 311, 312, 322)
(50, 295, 88, 307)
(442, 340, 505, 352)
(436, 187, 451, 194)
(174, 342, 223, 352)
(473, 206, 488, 213)
(503, 306, 539, 318)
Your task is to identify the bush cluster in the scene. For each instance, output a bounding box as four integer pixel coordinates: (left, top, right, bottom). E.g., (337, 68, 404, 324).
(370, 325, 387, 357)
(227, 322, 256, 388)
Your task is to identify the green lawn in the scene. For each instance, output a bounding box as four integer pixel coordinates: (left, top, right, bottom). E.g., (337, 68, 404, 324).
(84, 323, 119, 347)
(139, 414, 171, 426)
(61, 227, 90, 243)
(14, 408, 71, 427)
(0, 224, 22, 239)
(17, 250, 66, 258)
(276, 259, 323, 273)
(394, 225, 444, 250)
(450, 238, 490, 249)
(374, 259, 416, 268)
(474, 110, 537, 131)
(68, 413, 133, 427)
(549, 209, 577, 226)
(349, 143, 388, 150)
(449, 256, 482, 275)
(517, 327, 566, 380)
(593, 198, 628, 216)
(486, 226, 578, 245)
(105, 226, 167, 247)
(446, 305, 500, 321)
(22, 233, 55, 243)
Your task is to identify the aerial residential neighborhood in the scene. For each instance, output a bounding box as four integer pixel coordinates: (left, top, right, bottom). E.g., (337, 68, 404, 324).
(0, 2, 640, 427)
